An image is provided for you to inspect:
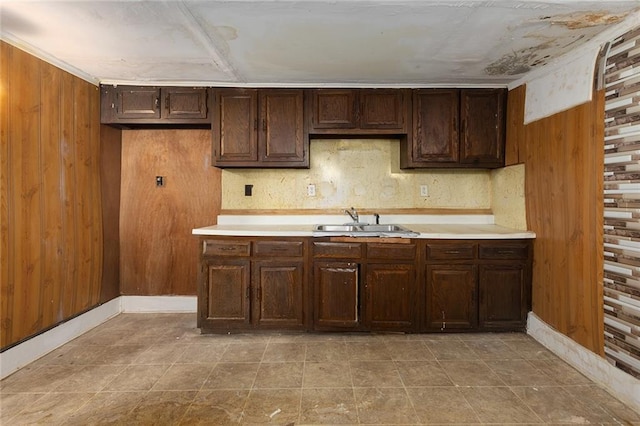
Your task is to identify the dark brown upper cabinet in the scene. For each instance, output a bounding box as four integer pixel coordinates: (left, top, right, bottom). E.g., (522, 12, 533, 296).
(100, 85, 209, 125)
(400, 88, 506, 169)
(212, 88, 308, 168)
(460, 89, 506, 167)
(307, 89, 409, 134)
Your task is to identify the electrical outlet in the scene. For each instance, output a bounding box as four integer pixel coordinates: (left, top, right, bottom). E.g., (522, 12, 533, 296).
(307, 184, 316, 197)
(420, 185, 429, 197)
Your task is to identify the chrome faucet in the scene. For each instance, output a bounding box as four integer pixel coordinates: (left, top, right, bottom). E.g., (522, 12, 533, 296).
(344, 207, 359, 223)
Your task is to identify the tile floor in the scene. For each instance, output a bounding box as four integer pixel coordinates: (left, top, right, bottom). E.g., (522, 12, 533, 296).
(1, 313, 638, 425)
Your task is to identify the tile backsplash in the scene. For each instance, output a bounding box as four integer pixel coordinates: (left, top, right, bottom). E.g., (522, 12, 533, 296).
(222, 139, 493, 210)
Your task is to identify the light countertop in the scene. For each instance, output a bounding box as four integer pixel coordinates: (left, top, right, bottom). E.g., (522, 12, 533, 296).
(192, 215, 536, 239)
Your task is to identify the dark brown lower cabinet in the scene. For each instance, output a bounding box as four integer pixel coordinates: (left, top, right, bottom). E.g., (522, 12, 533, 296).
(425, 264, 478, 331)
(365, 263, 417, 331)
(479, 263, 529, 330)
(198, 237, 307, 332)
(199, 258, 250, 329)
(314, 261, 360, 330)
(198, 237, 531, 334)
(311, 240, 418, 332)
(252, 260, 304, 328)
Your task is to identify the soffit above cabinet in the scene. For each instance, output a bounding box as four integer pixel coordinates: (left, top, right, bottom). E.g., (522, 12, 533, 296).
(1, 1, 639, 87)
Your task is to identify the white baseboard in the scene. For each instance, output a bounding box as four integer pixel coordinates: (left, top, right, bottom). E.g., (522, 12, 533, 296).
(527, 312, 640, 413)
(120, 295, 197, 313)
(0, 295, 197, 380)
(0, 298, 121, 379)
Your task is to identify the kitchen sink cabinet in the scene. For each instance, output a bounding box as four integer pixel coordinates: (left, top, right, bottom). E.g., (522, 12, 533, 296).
(401, 88, 506, 169)
(314, 261, 360, 330)
(212, 88, 308, 168)
(364, 262, 417, 331)
(100, 85, 209, 125)
(311, 240, 418, 332)
(307, 89, 409, 134)
(198, 237, 308, 332)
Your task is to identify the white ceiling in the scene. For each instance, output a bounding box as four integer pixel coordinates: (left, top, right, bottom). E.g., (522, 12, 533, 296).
(1, 1, 640, 87)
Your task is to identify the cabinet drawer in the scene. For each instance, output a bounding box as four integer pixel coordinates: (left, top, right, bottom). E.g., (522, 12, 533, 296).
(426, 242, 476, 260)
(254, 240, 304, 257)
(479, 242, 529, 260)
(313, 242, 363, 259)
(203, 240, 251, 257)
(367, 243, 416, 260)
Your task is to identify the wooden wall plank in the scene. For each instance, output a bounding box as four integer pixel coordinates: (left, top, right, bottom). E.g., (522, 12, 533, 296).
(99, 125, 121, 303)
(120, 129, 221, 295)
(72, 81, 94, 312)
(1, 42, 13, 346)
(40, 61, 65, 328)
(1, 41, 107, 348)
(59, 70, 78, 321)
(10, 46, 43, 342)
(511, 84, 605, 354)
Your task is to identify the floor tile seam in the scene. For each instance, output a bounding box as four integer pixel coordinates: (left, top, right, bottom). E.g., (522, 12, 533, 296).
(0, 389, 53, 423)
(395, 362, 425, 426)
(501, 384, 555, 424)
(455, 385, 520, 424)
(295, 346, 307, 426)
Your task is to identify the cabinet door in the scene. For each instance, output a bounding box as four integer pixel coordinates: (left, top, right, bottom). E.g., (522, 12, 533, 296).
(163, 88, 208, 120)
(199, 259, 251, 328)
(364, 263, 416, 331)
(479, 264, 527, 330)
(309, 89, 358, 130)
(460, 89, 505, 167)
(360, 90, 407, 131)
(314, 262, 360, 330)
(252, 260, 305, 329)
(412, 89, 459, 164)
(259, 90, 307, 165)
(212, 89, 258, 164)
(114, 86, 161, 119)
(425, 264, 477, 330)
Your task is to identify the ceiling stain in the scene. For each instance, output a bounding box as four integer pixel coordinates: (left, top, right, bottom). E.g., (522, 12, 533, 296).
(485, 51, 535, 75)
(545, 10, 629, 29)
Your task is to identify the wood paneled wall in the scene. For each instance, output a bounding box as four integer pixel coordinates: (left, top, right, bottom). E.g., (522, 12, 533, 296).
(120, 129, 221, 295)
(1, 42, 120, 349)
(506, 85, 605, 354)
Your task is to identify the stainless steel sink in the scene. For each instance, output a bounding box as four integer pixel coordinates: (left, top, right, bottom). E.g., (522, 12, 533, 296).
(313, 223, 417, 237)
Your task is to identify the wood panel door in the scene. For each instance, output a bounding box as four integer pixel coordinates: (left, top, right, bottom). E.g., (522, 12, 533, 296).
(412, 89, 459, 164)
(364, 263, 416, 331)
(120, 129, 221, 295)
(309, 89, 358, 130)
(460, 89, 505, 167)
(259, 90, 306, 165)
(212, 88, 258, 164)
(359, 90, 407, 131)
(479, 264, 528, 330)
(199, 259, 251, 328)
(425, 264, 478, 331)
(313, 261, 360, 330)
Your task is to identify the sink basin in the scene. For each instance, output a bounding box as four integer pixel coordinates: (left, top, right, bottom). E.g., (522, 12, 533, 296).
(313, 223, 417, 237)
